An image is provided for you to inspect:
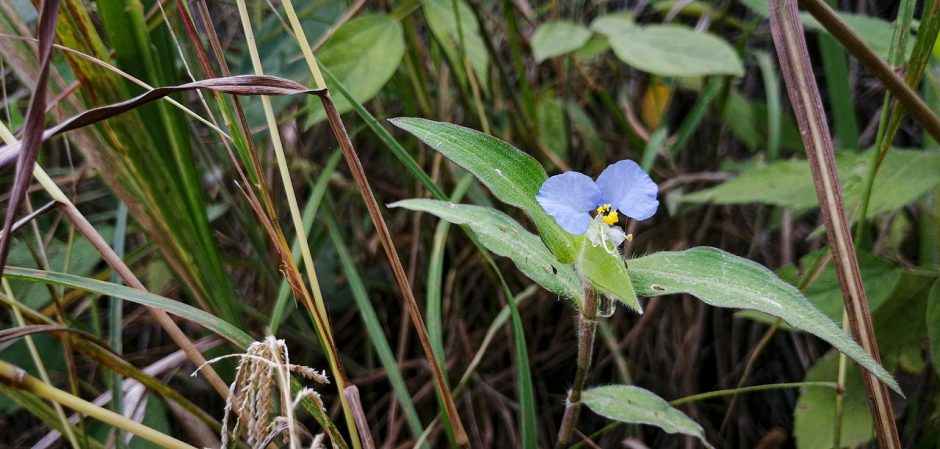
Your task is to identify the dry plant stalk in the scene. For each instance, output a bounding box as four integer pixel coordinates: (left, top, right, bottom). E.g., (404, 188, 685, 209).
(769, 1, 901, 447)
(213, 336, 329, 449)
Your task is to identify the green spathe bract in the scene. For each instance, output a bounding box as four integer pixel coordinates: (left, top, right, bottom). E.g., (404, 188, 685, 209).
(628, 247, 901, 393)
(582, 385, 714, 449)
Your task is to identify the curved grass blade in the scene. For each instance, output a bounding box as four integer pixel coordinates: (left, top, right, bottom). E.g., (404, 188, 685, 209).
(0, 75, 324, 167)
(4, 266, 253, 347)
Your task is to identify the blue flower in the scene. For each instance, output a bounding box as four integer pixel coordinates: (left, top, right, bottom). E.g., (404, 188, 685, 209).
(536, 160, 658, 249)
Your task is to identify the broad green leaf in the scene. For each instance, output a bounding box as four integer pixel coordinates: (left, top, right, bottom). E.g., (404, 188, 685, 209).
(576, 239, 640, 312)
(423, 0, 489, 91)
(390, 118, 578, 262)
(3, 266, 253, 348)
(683, 150, 940, 218)
(306, 15, 404, 125)
(531, 21, 591, 62)
(739, 250, 899, 326)
(794, 351, 872, 449)
(590, 12, 635, 35)
(389, 199, 581, 302)
(582, 385, 714, 449)
(627, 247, 900, 393)
(843, 150, 940, 217)
(928, 280, 940, 377)
(608, 25, 743, 77)
(869, 271, 935, 373)
(680, 156, 850, 210)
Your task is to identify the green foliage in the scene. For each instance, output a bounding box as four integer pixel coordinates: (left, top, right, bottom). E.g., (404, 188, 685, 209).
(929, 281, 940, 377)
(306, 15, 405, 125)
(4, 266, 253, 348)
(608, 25, 743, 77)
(628, 247, 900, 393)
(739, 250, 900, 326)
(389, 199, 581, 302)
(683, 150, 940, 218)
(576, 239, 640, 312)
(531, 21, 592, 62)
(390, 118, 578, 262)
(794, 351, 872, 449)
(582, 385, 714, 449)
(423, 0, 489, 91)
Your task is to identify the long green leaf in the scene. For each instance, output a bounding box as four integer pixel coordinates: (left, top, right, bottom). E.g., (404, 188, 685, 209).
(627, 247, 900, 393)
(389, 199, 581, 303)
(389, 118, 577, 263)
(3, 266, 253, 348)
(582, 385, 714, 449)
(324, 204, 426, 446)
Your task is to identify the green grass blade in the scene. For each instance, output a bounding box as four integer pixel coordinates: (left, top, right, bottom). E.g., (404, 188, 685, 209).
(426, 175, 474, 370)
(4, 266, 253, 348)
(268, 149, 343, 333)
(323, 201, 426, 446)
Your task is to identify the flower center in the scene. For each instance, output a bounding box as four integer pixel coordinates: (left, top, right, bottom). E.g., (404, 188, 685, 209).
(594, 203, 619, 226)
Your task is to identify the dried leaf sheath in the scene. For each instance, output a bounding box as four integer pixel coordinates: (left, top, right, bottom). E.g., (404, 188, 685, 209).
(0, 0, 59, 271)
(0, 75, 324, 167)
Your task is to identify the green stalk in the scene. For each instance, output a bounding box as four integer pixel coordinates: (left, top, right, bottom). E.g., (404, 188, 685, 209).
(109, 202, 128, 449)
(556, 286, 598, 448)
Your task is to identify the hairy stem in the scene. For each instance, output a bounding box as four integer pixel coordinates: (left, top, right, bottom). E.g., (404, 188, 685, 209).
(556, 286, 598, 447)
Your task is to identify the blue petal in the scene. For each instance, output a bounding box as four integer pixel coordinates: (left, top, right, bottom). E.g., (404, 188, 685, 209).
(595, 160, 659, 221)
(536, 171, 601, 235)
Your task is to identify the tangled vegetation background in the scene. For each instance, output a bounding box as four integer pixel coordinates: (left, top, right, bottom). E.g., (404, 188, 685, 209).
(1, 0, 939, 448)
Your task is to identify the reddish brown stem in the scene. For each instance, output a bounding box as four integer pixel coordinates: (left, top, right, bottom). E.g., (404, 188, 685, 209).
(318, 92, 469, 448)
(769, 2, 901, 448)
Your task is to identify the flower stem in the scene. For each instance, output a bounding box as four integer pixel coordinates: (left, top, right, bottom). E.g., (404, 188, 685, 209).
(556, 286, 599, 447)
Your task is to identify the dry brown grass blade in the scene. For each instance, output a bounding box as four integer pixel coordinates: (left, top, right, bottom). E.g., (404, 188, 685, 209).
(0, 0, 59, 272)
(317, 92, 469, 448)
(769, 1, 901, 448)
(0, 324, 115, 353)
(0, 76, 323, 166)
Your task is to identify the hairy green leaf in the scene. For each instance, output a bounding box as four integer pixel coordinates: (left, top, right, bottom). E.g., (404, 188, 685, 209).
(582, 385, 714, 449)
(389, 199, 581, 302)
(390, 118, 578, 262)
(608, 25, 743, 77)
(628, 247, 900, 393)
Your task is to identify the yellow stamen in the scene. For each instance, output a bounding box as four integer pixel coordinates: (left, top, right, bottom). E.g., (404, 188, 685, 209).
(595, 204, 611, 215)
(603, 210, 619, 225)
(626, 233, 634, 242)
